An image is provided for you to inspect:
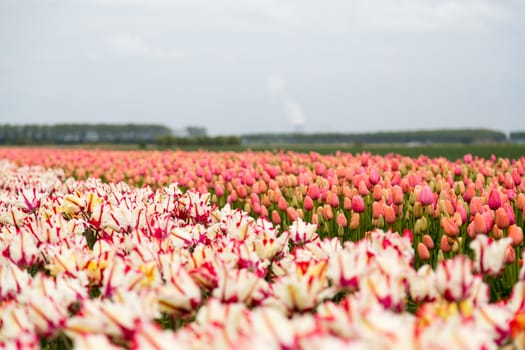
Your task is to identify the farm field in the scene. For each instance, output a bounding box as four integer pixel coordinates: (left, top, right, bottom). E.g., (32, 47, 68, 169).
(213, 143, 525, 160)
(7, 142, 525, 160)
(1, 146, 525, 349)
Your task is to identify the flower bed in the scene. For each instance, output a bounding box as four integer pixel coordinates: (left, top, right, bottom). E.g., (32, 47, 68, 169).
(0, 149, 525, 348)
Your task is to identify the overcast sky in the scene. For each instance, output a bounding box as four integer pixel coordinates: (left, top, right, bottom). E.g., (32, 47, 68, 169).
(1, 0, 524, 135)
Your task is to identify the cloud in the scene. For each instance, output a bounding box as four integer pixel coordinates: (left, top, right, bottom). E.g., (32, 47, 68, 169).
(266, 75, 285, 96)
(107, 33, 186, 61)
(347, 0, 512, 33)
(266, 75, 305, 128)
(27, 0, 515, 34)
(283, 97, 305, 127)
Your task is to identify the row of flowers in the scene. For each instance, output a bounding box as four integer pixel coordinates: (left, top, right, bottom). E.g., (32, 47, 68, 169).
(1, 149, 524, 278)
(1, 160, 525, 349)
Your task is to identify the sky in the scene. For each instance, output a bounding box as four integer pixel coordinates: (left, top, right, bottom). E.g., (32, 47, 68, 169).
(0, 0, 524, 136)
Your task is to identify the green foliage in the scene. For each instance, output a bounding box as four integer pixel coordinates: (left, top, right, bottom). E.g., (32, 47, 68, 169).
(241, 129, 509, 145)
(155, 135, 242, 147)
(510, 131, 525, 142)
(0, 123, 171, 145)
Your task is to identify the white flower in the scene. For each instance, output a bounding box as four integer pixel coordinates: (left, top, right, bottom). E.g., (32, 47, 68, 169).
(470, 235, 512, 276)
(212, 265, 269, 305)
(435, 256, 483, 302)
(409, 265, 438, 303)
(287, 218, 319, 244)
(157, 263, 202, 315)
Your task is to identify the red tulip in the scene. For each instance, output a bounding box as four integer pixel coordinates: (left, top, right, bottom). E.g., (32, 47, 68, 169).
(488, 188, 502, 210)
(303, 195, 314, 212)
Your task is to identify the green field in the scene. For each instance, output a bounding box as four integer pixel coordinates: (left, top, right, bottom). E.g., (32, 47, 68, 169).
(9, 142, 525, 161)
(161, 143, 525, 160)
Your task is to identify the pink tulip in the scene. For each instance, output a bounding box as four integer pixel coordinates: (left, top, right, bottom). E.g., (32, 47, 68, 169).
(418, 185, 435, 206)
(307, 184, 321, 200)
(488, 188, 502, 210)
(351, 195, 366, 213)
(368, 167, 380, 185)
(303, 195, 315, 211)
(277, 197, 288, 211)
(336, 213, 348, 227)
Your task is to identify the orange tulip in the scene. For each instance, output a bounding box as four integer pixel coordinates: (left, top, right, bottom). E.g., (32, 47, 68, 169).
(440, 235, 451, 253)
(336, 213, 348, 227)
(441, 217, 459, 237)
(495, 207, 510, 229)
(423, 234, 434, 249)
(349, 212, 360, 230)
(508, 225, 524, 246)
(417, 243, 430, 260)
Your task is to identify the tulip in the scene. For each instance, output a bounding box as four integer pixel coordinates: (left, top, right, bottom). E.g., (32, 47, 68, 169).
(409, 265, 437, 303)
(303, 195, 315, 212)
(512, 168, 522, 186)
(492, 224, 504, 239)
(456, 202, 467, 224)
(307, 184, 321, 200)
(495, 207, 510, 229)
(322, 204, 333, 220)
(336, 213, 348, 228)
(488, 188, 502, 210)
(417, 243, 430, 260)
(351, 195, 366, 213)
(472, 213, 489, 235)
(271, 210, 281, 225)
(505, 245, 516, 264)
(312, 213, 319, 225)
(384, 205, 396, 225)
(349, 212, 360, 230)
(328, 192, 340, 208)
(277, 197, 288, 211)
(372, 201, 384, 220)
(435, 255, 478, 301)
(392, 185, 404, 205)
(463, 184, 476, 203)
(286, 207, 299, 221)
(469, 196, 483, 216)
(508, 225, 524, 246)
(343, 196, 352, 210)
(372, 184, 383, 201)
(288, 218, 319, 244)
(470, 235, 512, 276)
(413, 202, 423, 218)
(369, 166, 380, 185)
(504, 202, 516, 225)
(418, 185, 435, 206)
(358, 180, 369, 196)
(441, 216, 459, 237)
(423, 234, 434, 249)
(440, 235, 452, 253)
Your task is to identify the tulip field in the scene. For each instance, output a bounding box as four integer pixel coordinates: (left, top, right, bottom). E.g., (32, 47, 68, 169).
(1, 147, 525, 349)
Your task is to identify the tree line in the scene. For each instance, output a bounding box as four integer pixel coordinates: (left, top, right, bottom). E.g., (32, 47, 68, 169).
(0, 123, 172, 145)
(155, 135, 242, 147)
(242, 129, 509, 145)
(0, 124, 520, 146)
